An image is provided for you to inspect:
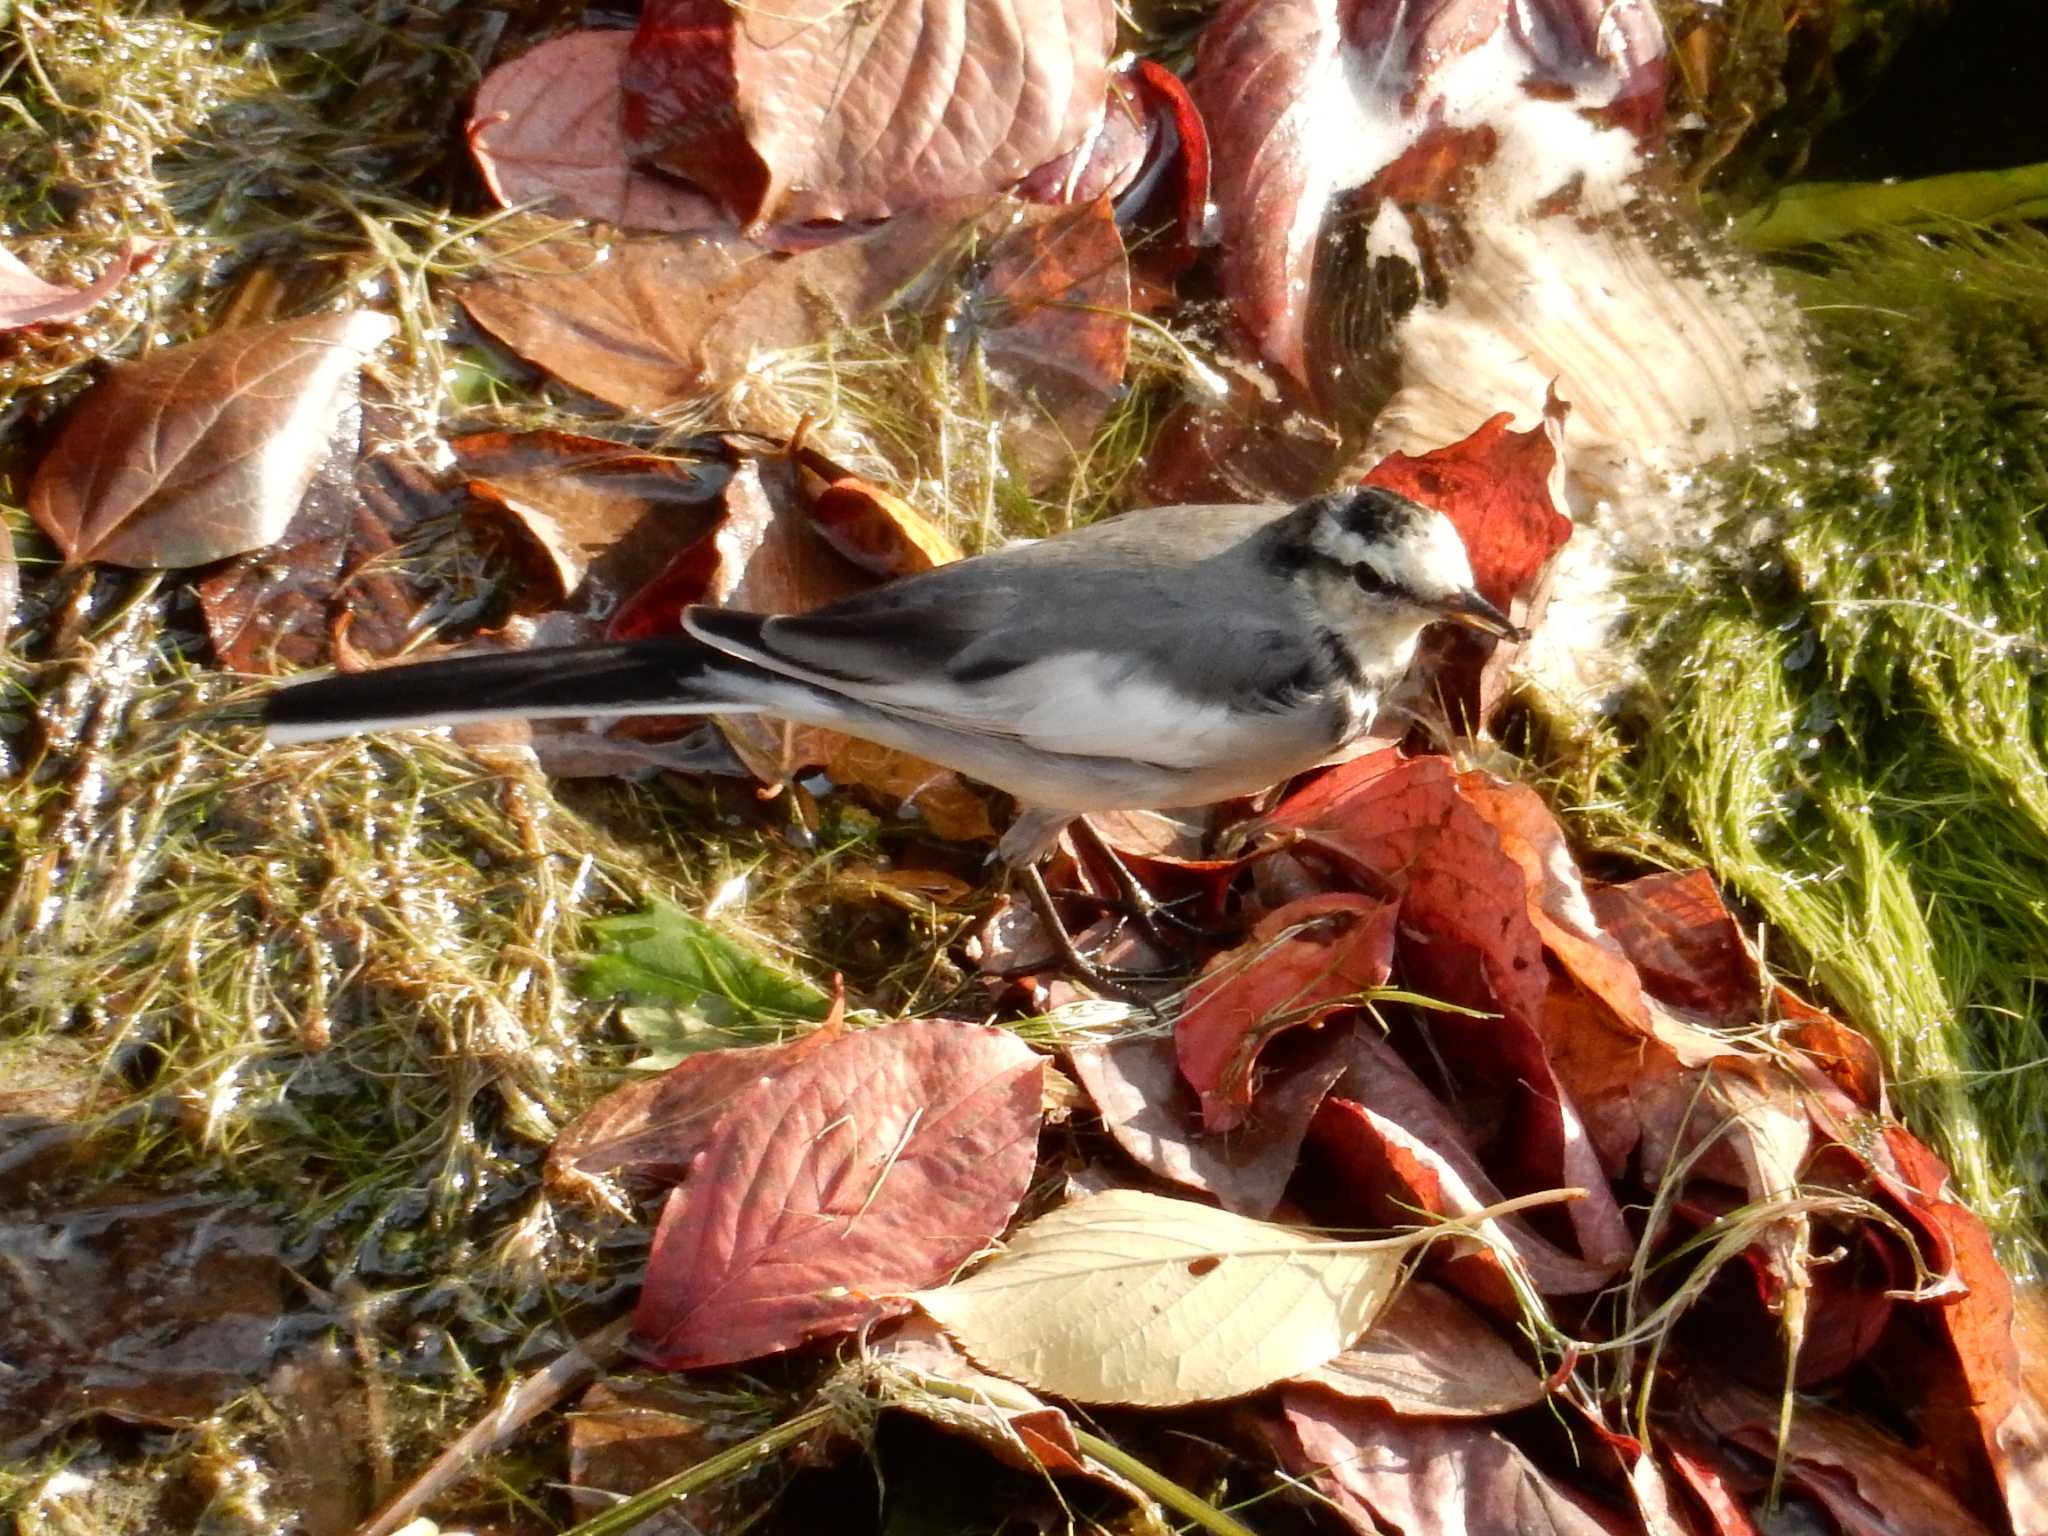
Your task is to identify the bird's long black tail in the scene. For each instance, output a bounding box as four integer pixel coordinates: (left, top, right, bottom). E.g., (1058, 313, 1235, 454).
(263, 634, 772, 745)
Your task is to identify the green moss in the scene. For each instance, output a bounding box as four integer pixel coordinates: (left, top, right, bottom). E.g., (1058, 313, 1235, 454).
(1559, 226, 2048, 1258)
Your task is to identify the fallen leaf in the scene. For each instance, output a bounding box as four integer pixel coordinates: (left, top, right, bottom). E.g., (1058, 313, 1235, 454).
(0, 236, 155, 330)
(1274, 1389, 1616, 1536)
(1267, 751, 1634, 1272)
(1068, 1030, 1346, 1218)
(547, 1018, 841, 1201)
(791, 445, 961, 578)
(195, 433, 443, 675)
(1290, 1279, 1547, 1416)
(0, 1189, 285, 1447)
(1693, 1381, 1998, 1536)
(1174, 892, 1397, 1132)
(1662, 1438, 1766, 1536)
(633, 1020, 1043, 1368)
(961, 198, 1132, 486)
(458, 208, 973, 412)
(28, 310, 397, 568)
(622, 0, 1116, 227)
(914, 1187, 1404, 1406)
(469, 31, 729, 233)
(1588, 870, 1761, 1028)
(450, 429, 730, 610)
(566, 1378, 733, 1529)
(578, 896, 833, 1027)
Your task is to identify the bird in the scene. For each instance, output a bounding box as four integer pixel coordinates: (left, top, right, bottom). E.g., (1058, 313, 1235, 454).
(266, 485, 1524, 877)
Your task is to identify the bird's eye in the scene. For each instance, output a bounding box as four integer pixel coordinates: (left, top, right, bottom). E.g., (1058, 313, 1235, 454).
(1351, 563, 1394, 596)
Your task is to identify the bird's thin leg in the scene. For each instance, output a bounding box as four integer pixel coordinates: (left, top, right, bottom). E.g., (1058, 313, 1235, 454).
(1068, 819, 1230, 943)
(1015, 863, 1172, 1001)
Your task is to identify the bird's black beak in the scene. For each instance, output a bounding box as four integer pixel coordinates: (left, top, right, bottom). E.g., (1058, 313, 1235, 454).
(1437, 588, 1530, 643)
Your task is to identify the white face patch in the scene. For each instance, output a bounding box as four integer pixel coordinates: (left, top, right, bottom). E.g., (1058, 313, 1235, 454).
(1315, 505, 1477, 606)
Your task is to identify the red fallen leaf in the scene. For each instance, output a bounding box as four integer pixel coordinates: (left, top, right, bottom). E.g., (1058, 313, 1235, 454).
(0, 236, 155, 330)
(1192, 0, 1664, 388)
(1809, 1112, 2036, 1524)
(1268, 752, 1635, 1270)
(1692, 1381, 1998, 1536)
(195, 440, 442, 676)
(622, 0, 1116, 229)
(1136, 366, 1344, 507)
(458, 206, 977, 414)
(1290, 1278, 1547, 1416)
(1588, 870, 1760, 1029)
(1068, 1031, 1347, 1218)
(633, 1019, 1043, 1369)
(469, 32, 728, 233)
(28, 311, 397, 568)
(450, 430, 730, 613)
(1662, 1438, 1764, 1536)
(1273, 1389, 1616, 1536)
(547, 1015, 844, 1202)
(1455, 775, 1652, 1033)
(1774, 985, 1888, 1114)
(1175, 892, 1396, 1133)
(1308, 1077, 1618, 1299)
(862, 1317, 1097, 1481)
(1018, 60, 1212, 271)
(1361, 405, 1572, 620)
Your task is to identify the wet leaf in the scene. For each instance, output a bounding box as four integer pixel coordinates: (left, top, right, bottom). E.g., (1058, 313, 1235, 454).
(0, 1189, 285, 1446)
(195, 435, 443, 676)
(791, 445, 961, 578)
(622, 0, 1116, 227)
(634, 1020, 1043, 1368)
(1290, 1279, 1547, 1416)
(457, 209, 973, 412)
(27, 311, 397, 568)
(914, 1188, 1405, 1406)
(450, 429, 729, 611)
(1174, 892, 1397, 1133)
(0, 236, 155, 330)
(566, 1378, 734, 1530)
(469, 31, 728, 233)
(578, 896, 832, 1025)
(955, 198, 1132, 487)
(1068, 1030, 1346, 1219)
(1274, 1390, 1616, 1536)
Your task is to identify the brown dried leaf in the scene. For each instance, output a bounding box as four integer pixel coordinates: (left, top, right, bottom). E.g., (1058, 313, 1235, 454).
(1291, 1279, 1547, 1417)
(195, 440, 443, 676)
(28, 311, 397, 568)
(457, 209, 974, 413)
(469, 31, 729, 233)
(450, 430, 729, 611)
(622, 0, 1116, 227)
(567, 1378, 732, 1531)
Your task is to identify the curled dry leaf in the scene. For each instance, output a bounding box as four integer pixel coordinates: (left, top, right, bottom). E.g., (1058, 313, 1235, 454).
(1274, 1389, 1616, 1536)
(1589, 869, 1761, 1029)
(28, 310, 397, 568)
(914, 1187, 1405, 1407)
(1174, 892, 1397, 1133)
(0, 236, 156, 330)
(1068, 1030, 1346, 1219)
(450, 430, 730, 612)
(791, 444, 962, 578)
(633, 1019, 1043, 1369)
(623, 0, 1116, 227)
(469, 31, 728, 233)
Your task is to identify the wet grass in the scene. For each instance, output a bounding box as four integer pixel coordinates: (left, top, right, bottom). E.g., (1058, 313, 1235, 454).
(1551, 226, 2048, 1262)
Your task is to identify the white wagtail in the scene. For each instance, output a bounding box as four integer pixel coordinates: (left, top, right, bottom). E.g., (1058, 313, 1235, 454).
(266, 486, 1524, 871)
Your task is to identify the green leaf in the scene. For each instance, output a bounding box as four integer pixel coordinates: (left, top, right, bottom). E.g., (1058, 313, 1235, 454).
(579, 899, 829, 1033)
